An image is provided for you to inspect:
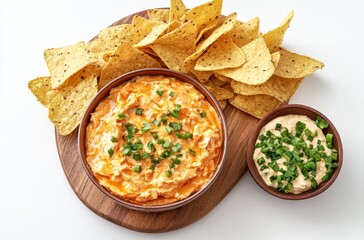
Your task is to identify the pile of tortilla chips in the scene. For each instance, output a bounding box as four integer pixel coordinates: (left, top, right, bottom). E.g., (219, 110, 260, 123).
(28, 0, 324, 136)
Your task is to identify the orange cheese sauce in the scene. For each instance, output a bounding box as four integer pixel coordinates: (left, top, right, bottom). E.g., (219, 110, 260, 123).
(85, 75, 222, 205)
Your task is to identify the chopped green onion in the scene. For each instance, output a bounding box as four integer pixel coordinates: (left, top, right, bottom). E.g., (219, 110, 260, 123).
(169, 122, 182, 131)
(147, 141, 156, 151)
(173, 158, 181, 165)
(156, 89, 164, 96)
(153, 119, 160, 126)
(275, 123, 282, 131)
(170, 104, 181, 119)
(152, 133, 159, 140)
(117, 113, 126, 119)
(315, 116, 328, 129)
(257, 157, 265, 165)
(169, 91, 175, 97)
(181, 132, 193, 139)
(156, 139, 165, 144)
(124, 148, 132, 156)
(165, 126, 173, 134)
(141, 122, 151, 133)
(107, 148, 114, 157)
(111, 136, 116, 143)
(172, 143, 182, 153)
(200, 112, 207, 118)
(133, 153, 141, 160)
(163, 141, 171, 149)
(166, 169, 173, 177)
(133, 165, 142, 173)
(326, 133, 333, 148)
(142, 152, 150, 159)
(162, 150, 171, 158)
(295, 121, 306, 137)
(160, 115, 168, 124)
(135, 108, 143, 115)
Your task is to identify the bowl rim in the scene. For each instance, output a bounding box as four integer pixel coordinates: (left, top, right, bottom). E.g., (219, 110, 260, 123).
(77, 68, 228, 212)
(246, 104, 343, 200)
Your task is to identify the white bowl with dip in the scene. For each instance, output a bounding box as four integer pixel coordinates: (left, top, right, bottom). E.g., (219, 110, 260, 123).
(78, 68, 227, 212)
(247, 104, 343, 200)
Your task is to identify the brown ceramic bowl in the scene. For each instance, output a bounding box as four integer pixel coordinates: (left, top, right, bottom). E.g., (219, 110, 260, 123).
(247, 104, 343, 200)
(78, 68, 228, 212)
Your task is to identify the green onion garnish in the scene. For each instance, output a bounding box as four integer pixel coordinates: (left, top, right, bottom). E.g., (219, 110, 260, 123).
(200, 112, 207, 118)
(135, 108, 143, 115)
(295, 121, 306, 137)
(153, 119, 160, 126)
(141, 122, 151, 133)
(169, 91, 175, 97)
(326, 133, 333, 148)
(117, 113, 126, 119)
(166, 169, 172, 177)
(275, 123, 282, 131)
(315, 116, 328, 129)
(188, 148, 196, 156)
(156, 89, 164, 96)
(142, 152, 150, 159)
(107, 148, 114, 157)
(172, 143, 182, 153)
(133, 165, 142, 173)
(111, 136, 116, 143)
(133, 153, 141, 160)
(162, 141, 171, 149)
(169, 122, 182, 131)
(165, 126, 173, 134)
(147, 141, 156, 151)
(170, 104, 181, 119)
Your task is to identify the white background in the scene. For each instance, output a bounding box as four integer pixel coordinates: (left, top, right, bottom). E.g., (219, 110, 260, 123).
(1, 0, 363, 239)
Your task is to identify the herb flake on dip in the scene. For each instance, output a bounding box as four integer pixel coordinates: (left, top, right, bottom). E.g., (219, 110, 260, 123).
(85, 75, 223, 205)
(254, 114, 338, 194)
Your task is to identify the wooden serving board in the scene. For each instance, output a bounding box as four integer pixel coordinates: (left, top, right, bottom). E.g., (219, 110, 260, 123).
(55, 10, 259, 233)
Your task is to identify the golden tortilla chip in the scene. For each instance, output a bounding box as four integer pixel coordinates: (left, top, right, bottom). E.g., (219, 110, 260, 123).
(150, 21, 197, 72)
(231, 75, 303, 102)
(205, 82, 234, 100)
(28, 77, 58, 107)
(274, 48, 324, 78)
(215, 36, 274, 85)
(184, 12, 237, 68)
(195, 35, 245, 71)
(218, 100, 228, 109)
(99, 42, 162, 89)
(44, 41, 99, 89)
(181, 0, 223, 33)
(228, 17, 260, 48)
(134, 22, 172, 48)
(169, 0, 187, 22)
(263, 11, 294, 53)
(148, 9, 170, 23)
(229, 94, 282, 119)
(214, 73, 232, 83)
(271, 51, 281, 68)
(210, 75, 226, 86)
(189, 69, 213, 83)
(48, 74, 98, 135)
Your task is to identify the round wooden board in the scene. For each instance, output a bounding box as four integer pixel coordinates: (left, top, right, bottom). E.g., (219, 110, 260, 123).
(55, 10, 259, 233)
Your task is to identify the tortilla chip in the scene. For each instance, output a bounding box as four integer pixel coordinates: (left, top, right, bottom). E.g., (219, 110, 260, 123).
(228, 17, 260, 48)
(181, 0, 223, 33)
(169, 0, 187, 22)
(205, 82, 234, 100)
(44, 41, 99, 89)
(271, 51, 281, 68)
(189, 69, 213, 83)
(48, 74, 98, 135)
(229, 94, 282, 119)
(196, 15, 224, 43)
(218, 100, 228, 109)
(99, 42, 162, 89)
(150, 21, 197, 72)
(263, 11, 294, 53)
(215, 36, 274, 85)
(214, 73, 232, 83)
(231, 75, 303, 102)
(274, 48, 324, 78)
(194, 35, 245, 71)
(134, 22, 172, 48)
(28, 77, 58, 107)
(184, 12, 237, 68)
(148, 9, 170, 23)
(210, 75, 227, 86)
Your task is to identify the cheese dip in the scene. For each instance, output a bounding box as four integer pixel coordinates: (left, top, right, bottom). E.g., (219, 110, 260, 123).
(85, 75, 223, 205)
(254, 114, 338, 194)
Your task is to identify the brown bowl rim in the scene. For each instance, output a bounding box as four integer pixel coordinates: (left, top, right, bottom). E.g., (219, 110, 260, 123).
(78, 68, 228, 212)
(246, 104, 343, 200)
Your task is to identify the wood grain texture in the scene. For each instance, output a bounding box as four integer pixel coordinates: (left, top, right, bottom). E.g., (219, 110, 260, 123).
(55, 10, 259, 232)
